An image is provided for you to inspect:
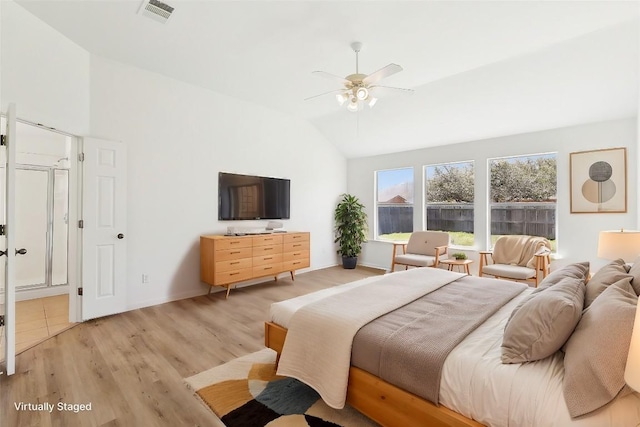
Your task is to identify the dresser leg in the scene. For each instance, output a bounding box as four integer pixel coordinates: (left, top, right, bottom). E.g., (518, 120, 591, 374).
(290, 271, 295, 281)
(225, 285, 231, 299)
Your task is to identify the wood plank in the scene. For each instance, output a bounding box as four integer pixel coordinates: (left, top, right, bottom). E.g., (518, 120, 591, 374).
(0, 266, 383, 427)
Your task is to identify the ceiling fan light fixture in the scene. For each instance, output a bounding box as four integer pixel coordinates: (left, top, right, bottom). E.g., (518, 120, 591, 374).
(336, 93, 348, 106)
(356, 86, 369, 101)
(347, 98, 359, 112)
(368, 97, 378, 108)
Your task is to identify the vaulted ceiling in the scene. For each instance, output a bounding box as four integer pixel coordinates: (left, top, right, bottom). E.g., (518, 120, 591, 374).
(16, 1, 639, 158)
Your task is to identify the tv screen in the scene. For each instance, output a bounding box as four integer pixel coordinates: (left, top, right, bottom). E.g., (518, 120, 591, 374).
(218, 172, 290, 220)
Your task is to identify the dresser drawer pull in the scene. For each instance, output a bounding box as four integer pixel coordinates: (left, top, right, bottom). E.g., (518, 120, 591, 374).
(264, 257, 273, 260)
(292, 235, 301, 239)
(293, 252, 301, 256)
(293, 244, 301, 247)
(293, 261, 301, 265)
(264, 247, 273, 251)
(230, 251, 241, 254)
(230, 272, 240, 276)
(264, 267, 272, 270)
(230, 241, 240, 244)
(230, 261, 240, 265)
(264, 238, 273, 241)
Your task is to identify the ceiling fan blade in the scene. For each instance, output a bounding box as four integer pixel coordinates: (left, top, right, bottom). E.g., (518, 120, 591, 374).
(312, 71, 351, 86)
(362, 64, 403, 85)
(304, 88, 348, 101)
(370, 85, 415, 94)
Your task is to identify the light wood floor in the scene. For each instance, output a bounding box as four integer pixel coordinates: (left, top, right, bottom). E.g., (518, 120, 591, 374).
(0, 295, 74, 364)
(0, 266, 383, 427)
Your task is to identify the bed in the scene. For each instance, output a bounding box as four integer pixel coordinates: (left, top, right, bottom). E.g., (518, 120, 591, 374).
(264, 265, 640, 427)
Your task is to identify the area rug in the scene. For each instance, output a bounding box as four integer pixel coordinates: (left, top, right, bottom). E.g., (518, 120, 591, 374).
(185, 348, 378, 427)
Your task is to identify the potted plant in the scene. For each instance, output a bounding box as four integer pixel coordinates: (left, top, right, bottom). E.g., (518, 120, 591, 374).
(334, 194, 368, 269)
(452, 252, 468, 260)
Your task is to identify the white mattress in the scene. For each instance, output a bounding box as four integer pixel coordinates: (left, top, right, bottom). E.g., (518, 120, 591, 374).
(270, 275, 640, 427)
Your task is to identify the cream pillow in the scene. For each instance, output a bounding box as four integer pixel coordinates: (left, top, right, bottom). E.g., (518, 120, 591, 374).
(501, 277, 584, 364)
(584, 259, 632, 308)
(563, 277, 637, 418)
(532, 261, 589, 295)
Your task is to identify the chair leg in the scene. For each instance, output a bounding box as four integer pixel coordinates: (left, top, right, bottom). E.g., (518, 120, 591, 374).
(479, 253, 487, 277)
(390, 244, 397, 272)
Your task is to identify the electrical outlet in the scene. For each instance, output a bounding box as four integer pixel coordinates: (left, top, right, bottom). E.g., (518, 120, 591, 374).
(142, 274, 149, 284)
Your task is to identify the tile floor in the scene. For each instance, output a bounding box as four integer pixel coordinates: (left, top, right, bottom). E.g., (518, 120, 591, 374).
(15, 294, 74, 354)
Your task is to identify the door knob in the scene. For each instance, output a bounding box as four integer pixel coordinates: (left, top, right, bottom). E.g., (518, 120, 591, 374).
(117, 233, 124, 239)
(15, 248, 27, 255)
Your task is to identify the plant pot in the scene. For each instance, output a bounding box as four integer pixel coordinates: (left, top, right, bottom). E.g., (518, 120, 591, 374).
(342, 256, 358, 269)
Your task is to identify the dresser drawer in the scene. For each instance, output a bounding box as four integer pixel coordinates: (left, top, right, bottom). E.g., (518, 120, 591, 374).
(283, 233, 309, 244)
(283, 249, 309, 262)
(253, 253, 283, 267)
(214, 269, 252, 285)
(252, 244, 283, 256)
(215, 247, 252, 261)
(215, 258, 252, 273)
(252, 263, 283, 277)
(252, 234, 283, 246)
(283, 259, 309, 271)
(214, 238, 253, 250)
(283, 241, 309, 253)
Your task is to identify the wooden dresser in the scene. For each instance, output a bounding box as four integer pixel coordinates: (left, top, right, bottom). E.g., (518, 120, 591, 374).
(200, 232, 310, 297)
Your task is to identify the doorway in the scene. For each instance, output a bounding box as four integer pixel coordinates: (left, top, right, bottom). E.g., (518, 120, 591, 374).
(0, 119, 77, 359)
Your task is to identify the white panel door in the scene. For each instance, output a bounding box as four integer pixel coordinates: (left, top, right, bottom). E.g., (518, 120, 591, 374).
(2, 104, 17, 375)
(81, 138, 127, 320)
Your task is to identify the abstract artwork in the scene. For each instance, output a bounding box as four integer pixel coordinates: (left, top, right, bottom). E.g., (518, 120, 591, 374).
(570, 147, 627, 213)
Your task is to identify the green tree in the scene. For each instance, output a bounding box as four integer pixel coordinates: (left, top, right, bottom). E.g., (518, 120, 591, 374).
(425, 157, 557, 203)
(426, 164, 474, 202)
(490, 157, 556, 202)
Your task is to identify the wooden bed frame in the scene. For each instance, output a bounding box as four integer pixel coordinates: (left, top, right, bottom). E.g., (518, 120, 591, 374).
(264, 321, 483, 427)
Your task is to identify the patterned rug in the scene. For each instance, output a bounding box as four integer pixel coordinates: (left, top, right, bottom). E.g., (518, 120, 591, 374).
(185, 348, 378, 427)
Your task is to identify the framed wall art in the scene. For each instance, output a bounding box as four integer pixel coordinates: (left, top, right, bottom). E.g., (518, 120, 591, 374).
(570, 147, 627, 213)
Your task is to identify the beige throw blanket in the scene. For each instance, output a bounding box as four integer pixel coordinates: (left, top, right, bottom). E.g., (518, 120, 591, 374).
(352, 275, 527, 405)
(492, 235, 550, 268)
(276, 268, 463, 409)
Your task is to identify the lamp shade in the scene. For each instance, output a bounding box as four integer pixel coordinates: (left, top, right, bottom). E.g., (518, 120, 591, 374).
(597, 230, 640, 262)
(625, 302, 640, 391)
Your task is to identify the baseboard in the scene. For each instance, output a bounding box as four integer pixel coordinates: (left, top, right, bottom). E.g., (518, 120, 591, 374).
(15, 285, 69, 301)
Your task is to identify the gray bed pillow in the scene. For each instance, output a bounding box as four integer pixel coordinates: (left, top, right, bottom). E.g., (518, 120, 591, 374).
(501, 276, 585, 364)
(562, 277, 638, 418)
(503, 262, 590, 330)
(532, 261, 590, 295)
(627, 256, 640, 296)
(584, 259, 632, 308)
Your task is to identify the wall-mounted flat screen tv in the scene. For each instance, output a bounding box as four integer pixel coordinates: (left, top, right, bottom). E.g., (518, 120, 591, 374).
(218, 172, 290, 220)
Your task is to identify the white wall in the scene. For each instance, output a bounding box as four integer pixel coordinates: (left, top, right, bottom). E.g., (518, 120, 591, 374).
(0, 1, 90, 135)
(89, 56, 346, 310)
(1, 1, 346, 311)
(348, 118, 638, 271)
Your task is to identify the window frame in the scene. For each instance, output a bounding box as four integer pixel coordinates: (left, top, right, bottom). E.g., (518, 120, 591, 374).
(423, 160, 476, 248)
(374, 166, 415, 241)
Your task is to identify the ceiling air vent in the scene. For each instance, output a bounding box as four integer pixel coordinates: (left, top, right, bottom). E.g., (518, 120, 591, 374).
(138, 0, 174, 24)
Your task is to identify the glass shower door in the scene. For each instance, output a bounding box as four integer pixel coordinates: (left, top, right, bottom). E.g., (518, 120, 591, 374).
(15, 168, 48, 289)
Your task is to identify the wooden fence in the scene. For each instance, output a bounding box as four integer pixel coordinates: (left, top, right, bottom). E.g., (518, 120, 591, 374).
(378, 202, 556, 239)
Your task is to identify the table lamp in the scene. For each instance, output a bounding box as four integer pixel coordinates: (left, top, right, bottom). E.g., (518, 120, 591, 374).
(597, 230, 640, 262)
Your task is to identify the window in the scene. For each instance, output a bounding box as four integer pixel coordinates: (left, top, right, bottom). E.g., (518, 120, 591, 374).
(424, 161, 475, 247)
(489, 153, 557, 250)
(376, 168, 413, 240)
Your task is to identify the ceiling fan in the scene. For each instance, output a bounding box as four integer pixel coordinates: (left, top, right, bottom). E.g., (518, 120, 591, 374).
(305, 42, 414, 112)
